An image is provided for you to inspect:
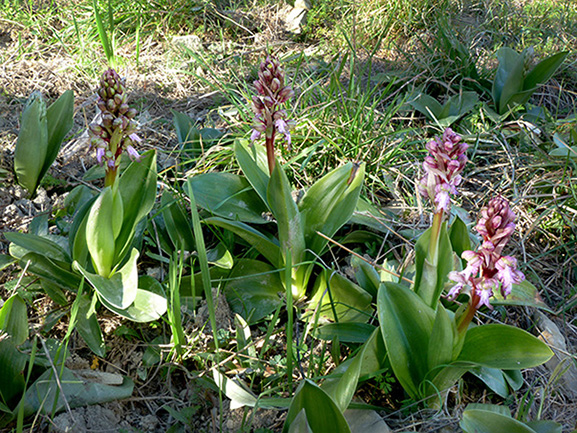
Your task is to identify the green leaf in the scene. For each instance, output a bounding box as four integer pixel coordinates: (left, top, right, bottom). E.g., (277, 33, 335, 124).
(6, 232, 71, 263)
(413, 223, 453, 307)
(98, 276, 167, 322)
(344, 409, 391, 433)
(75, 292, 106, 357)
(491, 280, 552, 312)
(428, 306, 453, 373)
(85, 187, 120, 277)
(0, 340, 27, 409)
(186, 173, 268, 224)
(204, 217, 281, 267)
(457, 324, 553, 369)
(307, 271, 373, 323)
(461, 404, 535, 433)
(299, 162, 365, 256)
(524, 52, 568, 91)
(161, 191, 195, 251)
(350, 256, 380, 298)
(40, 90, 74, 182)
(235, 139, 270, 206)
(469, 366, 510, 398)
(0, 255, 15, 271)
(322, 340, 368, 412)
(224, 259, 282, 323)
(449, 215, 471, 259)
(213, 370, 257, 409)
(207, 243, 234, 269)
(268, 163, 305, 264)
(377, 282, 434, 400)
(524, 420, 563, 433)
(408, 92, 444, 119)
(283, 380, 351, 433)
(116, 150, 157, 262)
(14, 92, 48, 195)
(315, 323, 376, 343)
(493, 47, 525, 113)
(74, 249, 139, 310)
(172, 109, 199, 145)
(19, 368, 133, 418)
(19, 253, 81, 291)
(0, 294, 28, 346)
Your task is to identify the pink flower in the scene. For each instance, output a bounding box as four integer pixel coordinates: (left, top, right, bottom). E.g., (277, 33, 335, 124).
(420, 128, 468, 214)
(447, 197, 524, 309)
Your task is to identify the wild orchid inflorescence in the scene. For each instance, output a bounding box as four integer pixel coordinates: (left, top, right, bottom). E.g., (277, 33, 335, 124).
(250, 54, 295, 174)
(89, 68, 140, 186)
(449, 197, 525, 330)
(419, 128, 468, 216)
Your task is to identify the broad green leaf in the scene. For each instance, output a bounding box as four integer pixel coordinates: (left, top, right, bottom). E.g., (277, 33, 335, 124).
(299, 162, 365, 256)
(235, 139, 270, 206)
(315, 323, 376, 343)
(461, 404, 535, 433)
(492, 280, 552, 312)
(19, 253, 81, 291)
(350, 255, 380, 298)
(98, 277, 167, 322)
(18, 368, 133, 418)
(14, 92, 48, 195)
(344, 409, 390, 433)
(413, 223, 453, 307)
(161, 191, 195, 251)
(457, 324, 553, 369)
(0, 294, 28, 346)
(40, 90, 74, 182)
(323, 339, 368, 412)
(6, 232, 71, 263)
(307, 271, 373, 323)
(349, 198, 393, 234)
(204, 217, 281, 267)
(0, 340, 27, 409)
(493, 47, 525, 113)
(213, 370, 257, 409)
(428, 306, 453, 373)
(377, 282, 434, 399)
(41, 280, 68, 306)
(186, 173, 268, 224)
(85, 187, 118, 277)
(116, 150, 157, 262)
(74, 248, 139, 310)
(29, 213, 48, 236)
(0, 255, 15, 271)
(449, 215, 471, 259)
(207, 243, 234, 269)
(408, 92, 444, 119)
(178, 266, 230, 298)
(524, 52, 568, 91)
(267, 163, 305, 264)
(288, 410, 312, 433)
(172, 109, 199, 145)
(70, 194, 98, 266)
(224, 259, 282, 323)
(469, 366, 510, 398)
(525, 420, 563, 433)
(75, 292, 106, 357)
(283, 380, 351, 433)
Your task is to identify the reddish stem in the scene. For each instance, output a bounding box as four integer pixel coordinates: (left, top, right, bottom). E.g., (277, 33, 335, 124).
(265, 128, 276, 175)
(428, 210, 443, 262)
(457, 286, 479, 334)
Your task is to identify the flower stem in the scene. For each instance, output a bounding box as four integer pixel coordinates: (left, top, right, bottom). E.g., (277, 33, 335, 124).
(104, 166, 117, 187)
(265, 128, 276, 175)
(457, 289, 479, 334)
(428, 210, 443, 263)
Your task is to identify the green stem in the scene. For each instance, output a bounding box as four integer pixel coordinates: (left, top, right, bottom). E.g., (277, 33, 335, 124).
(104, 165, 117, 187)
(457, 290, 479, 334)
(428, 210, 443, 263)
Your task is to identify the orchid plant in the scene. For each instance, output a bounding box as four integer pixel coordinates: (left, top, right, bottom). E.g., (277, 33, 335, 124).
(6, 68, 166, 356)
(185, 54, 373, 324)
(366, 128, 553, 408)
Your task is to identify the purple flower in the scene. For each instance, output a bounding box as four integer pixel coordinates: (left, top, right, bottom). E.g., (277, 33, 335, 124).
(88, 68, 141, 175)
(250, 55, 294, 149)
(420, 128, 468, 214)
(448, 196, 524, 309)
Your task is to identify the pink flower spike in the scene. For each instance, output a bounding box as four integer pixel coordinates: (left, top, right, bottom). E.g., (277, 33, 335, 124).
(96, 147, 105, 164)
(129, 133, 142, 143)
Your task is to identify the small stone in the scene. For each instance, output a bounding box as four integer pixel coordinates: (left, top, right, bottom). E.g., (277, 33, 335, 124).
(535, 311, 577, 398)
